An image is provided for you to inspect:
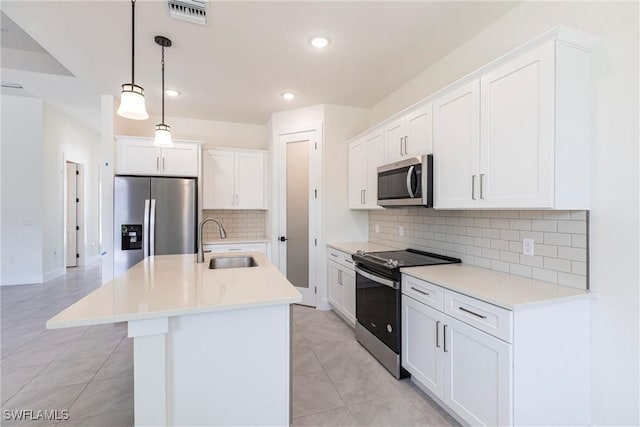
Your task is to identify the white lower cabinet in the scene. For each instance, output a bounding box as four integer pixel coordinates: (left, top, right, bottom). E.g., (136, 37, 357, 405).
(402, 274, 590, 426)
(327, 247, 356, 326)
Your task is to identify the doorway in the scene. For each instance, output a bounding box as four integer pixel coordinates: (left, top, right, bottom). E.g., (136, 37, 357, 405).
(278, 130, 320, 307)
(65, 161, 81, 268)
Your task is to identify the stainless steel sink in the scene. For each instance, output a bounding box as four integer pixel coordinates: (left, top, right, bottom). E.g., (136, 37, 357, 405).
(209, 256, 258, 269)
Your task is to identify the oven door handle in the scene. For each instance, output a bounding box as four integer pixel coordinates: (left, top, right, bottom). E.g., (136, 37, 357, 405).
(355, 266, 400, 290)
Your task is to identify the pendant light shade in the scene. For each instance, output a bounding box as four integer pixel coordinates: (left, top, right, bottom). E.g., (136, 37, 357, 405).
(154, 123, 172, 147)
(117, 0, 148, 120)
(153, 35, 173, 147)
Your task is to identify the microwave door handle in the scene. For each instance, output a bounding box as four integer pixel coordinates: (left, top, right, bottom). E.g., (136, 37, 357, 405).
(406, 165, 416, 198)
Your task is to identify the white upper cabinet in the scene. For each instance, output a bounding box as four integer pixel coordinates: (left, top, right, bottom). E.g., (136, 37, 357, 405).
(202, 148, 266, 210)
(349, 130, 383, 209)
(384, 103, 433, 163)
(479, 43, 555, 208)
(116, 137, 199, 177)
(433, 81, 481, 209)
(434, 35, 596, 209)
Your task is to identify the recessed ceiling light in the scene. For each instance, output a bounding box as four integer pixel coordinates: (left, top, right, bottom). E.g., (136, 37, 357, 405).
(281, 92, 296, 101)
(309, 37, 330, 49)
(165, 89, 180, 97)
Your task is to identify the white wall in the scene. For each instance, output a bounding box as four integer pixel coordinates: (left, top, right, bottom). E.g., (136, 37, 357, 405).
(367, 2, 639, 424)
(42, 102, 101, 277)
(115, 114, 266, 149)
(1, 95, 44, 285)
(100, 95, 115, 285)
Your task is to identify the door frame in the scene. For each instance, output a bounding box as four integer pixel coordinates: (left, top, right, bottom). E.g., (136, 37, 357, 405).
(63, 158, 84, 268)
(275, 127, 322, 307)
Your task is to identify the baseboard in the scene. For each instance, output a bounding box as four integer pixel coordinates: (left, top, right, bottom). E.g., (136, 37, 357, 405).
(316, 298, 332, 311)
(43, 268, 65, 282)
(0, 273, 44, 286)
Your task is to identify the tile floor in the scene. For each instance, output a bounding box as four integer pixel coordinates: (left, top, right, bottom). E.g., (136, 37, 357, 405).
(1, 264, 458, 426)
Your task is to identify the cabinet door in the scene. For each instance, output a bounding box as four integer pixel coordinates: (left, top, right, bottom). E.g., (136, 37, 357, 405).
(162, 142, 198, 177)
(341, 267, 356, 325)
(384, 118, 405, 162)
(365, 131, 384, 209)
(349, 140, 367, 209)
(433, 80, 480, 209)
(443, 315, 512, 427)
(202, 150, 235, 209)
(327, 261, 343, 310)
(480, 43, 555, 208)
(405, 104, 433, 156)
(402, 295, 444, 397)
(117, 138, 161, 175)
(235, 151, 265, 209)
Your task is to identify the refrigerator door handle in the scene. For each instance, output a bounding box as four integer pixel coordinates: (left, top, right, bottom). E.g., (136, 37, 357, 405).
(150, 199, 156, 255)
(143, 199, 150, 258)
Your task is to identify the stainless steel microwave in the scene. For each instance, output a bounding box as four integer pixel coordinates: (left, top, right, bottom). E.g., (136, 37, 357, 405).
(377, 154, 433, 207)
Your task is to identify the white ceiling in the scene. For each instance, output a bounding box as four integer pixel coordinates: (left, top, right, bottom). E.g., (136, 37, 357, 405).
(1, 1, 519, 129)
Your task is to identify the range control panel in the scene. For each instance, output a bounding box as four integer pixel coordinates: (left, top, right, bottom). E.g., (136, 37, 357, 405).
(121, 224, 143, 250)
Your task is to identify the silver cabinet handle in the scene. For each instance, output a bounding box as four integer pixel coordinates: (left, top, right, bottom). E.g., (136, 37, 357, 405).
(406, 166, 415, 198)
(361, 189, 365, 205)
(162, 157, 165, 171)
(404, 135, 408, 155)
(228, 248, 243, 251)
(472, 175, 477, 200)
(436, 320, 440, 348)
(363, 189, 366, 204)
(143, 199, 150, 257)
(443, 324, 448, 352)
(338, 269, 342, 285)
(459, 306, 487, 319)
(235, 193, 239, 206)
(411, 286, 429, 296)
(399, 137, 403, 156)
(330, 253, 339, 258)
(480, 173, 485, 199)
(156, 157, 160, 171)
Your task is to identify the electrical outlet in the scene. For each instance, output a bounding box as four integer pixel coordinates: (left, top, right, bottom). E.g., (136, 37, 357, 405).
(399, 226, 404, 237)
(375, 224, 379, 233)
(523, 239, 535, 256)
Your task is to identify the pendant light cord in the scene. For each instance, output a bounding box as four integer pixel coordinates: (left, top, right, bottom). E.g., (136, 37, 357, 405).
(161, 45, 165, 123)
(131, 0, 135, 84)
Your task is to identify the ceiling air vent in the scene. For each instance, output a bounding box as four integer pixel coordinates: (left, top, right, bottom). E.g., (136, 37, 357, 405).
(168, 0, 207, 25)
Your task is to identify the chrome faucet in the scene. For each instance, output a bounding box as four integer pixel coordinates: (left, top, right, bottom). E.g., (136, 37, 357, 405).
(197, 218, 227, 263)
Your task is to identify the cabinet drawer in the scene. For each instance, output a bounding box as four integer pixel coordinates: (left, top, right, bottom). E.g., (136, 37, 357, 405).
(444, 290, 513, 343)
(204, 243, 267, 254)
(327, 248, 355, 270)
(402, 275, 444, 312)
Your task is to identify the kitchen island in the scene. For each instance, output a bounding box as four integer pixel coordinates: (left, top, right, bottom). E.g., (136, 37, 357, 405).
(47, 252, 301, 427)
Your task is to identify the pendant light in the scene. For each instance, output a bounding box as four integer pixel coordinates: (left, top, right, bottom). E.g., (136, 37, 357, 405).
(117, 0, 148, 120)
(153, 36, 173, 147)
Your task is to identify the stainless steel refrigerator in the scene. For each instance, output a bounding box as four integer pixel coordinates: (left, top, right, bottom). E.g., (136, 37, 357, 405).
(114, 176, 197, 277)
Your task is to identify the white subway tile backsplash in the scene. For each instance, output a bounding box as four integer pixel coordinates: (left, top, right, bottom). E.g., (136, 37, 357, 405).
(202, 210, 266, 240)
(510, 219, 532, 230)
(557, 220, 587, 234)
(543, 232, 572, 246)
(369, 209, 588, 289)
(558, 246, 587, 262)
(532, 219, 557, 232)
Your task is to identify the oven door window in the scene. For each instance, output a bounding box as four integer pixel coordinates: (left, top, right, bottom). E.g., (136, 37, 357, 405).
(355, 271, 400, 353)
(378, 165, 422, 200)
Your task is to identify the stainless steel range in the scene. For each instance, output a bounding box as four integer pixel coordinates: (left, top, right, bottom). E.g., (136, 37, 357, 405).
(352, 249, 461, 378)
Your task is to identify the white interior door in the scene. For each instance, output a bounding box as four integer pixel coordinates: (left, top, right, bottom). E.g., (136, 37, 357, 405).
(278, 130, 319, 307)
(66, 161, 78, 267)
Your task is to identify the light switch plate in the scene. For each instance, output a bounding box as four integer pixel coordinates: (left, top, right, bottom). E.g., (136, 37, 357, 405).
(523, 238, 535, 256)
(399, 226, 404, 237)
(375, 224, 380, 233)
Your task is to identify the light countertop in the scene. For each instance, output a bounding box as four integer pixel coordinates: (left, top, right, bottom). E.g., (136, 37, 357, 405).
(327, 241, 396, 254)
(47, 252, 301, 329)
(401, 264, 590, 310)
(204, 238, 271, 245)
